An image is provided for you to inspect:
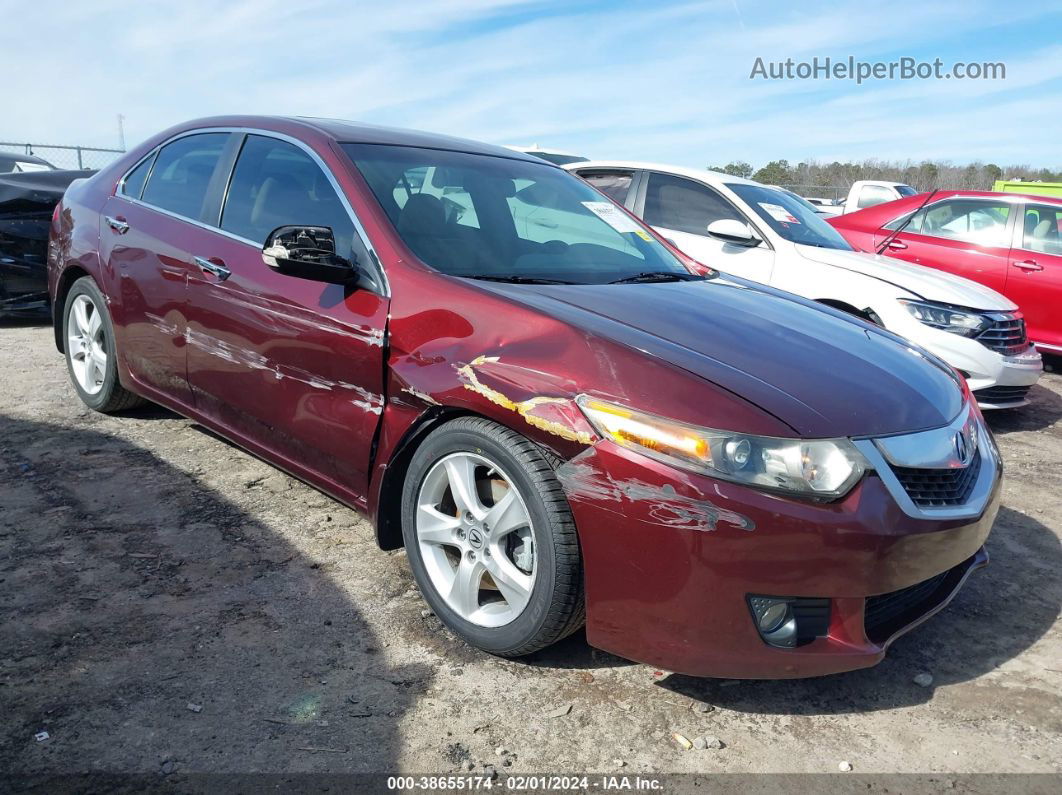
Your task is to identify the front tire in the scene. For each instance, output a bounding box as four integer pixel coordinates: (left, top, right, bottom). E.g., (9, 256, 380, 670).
(401, 417, 584, 657)
(63, 276, 144, 413)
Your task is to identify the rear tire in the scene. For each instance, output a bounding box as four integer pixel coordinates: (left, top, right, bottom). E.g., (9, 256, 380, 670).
(63, 276, 144, 413)
(401, 417, 584, 657)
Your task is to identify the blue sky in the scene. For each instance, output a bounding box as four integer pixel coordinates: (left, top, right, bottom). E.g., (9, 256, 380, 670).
(4, 0, 1061, 168)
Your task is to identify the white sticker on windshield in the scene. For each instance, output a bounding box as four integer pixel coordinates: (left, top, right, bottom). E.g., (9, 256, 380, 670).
(759, 202, 801, 224)
(582, 201, 644, 234)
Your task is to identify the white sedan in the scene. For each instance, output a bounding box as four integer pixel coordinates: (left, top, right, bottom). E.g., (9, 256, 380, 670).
(565, 161, 1042, 409)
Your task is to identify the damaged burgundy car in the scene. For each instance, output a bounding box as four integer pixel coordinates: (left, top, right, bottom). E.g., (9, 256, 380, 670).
(48, 117, 1000, 678)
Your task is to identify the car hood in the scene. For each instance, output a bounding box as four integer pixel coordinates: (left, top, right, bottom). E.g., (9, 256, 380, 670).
(478, 279, 964, 438)
(794, 244, 1016, 310)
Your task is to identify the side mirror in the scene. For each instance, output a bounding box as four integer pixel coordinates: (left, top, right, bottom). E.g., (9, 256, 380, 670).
(262, 226, 357, 285)
(706, 219, 761, 247)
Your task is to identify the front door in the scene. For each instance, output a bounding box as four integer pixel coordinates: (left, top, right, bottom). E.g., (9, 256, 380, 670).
(879, 197, 1014, 293)
(639, 171, 775, 283)
(183, 133, 389, 496)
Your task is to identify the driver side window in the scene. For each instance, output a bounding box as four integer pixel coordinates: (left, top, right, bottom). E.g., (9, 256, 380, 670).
(643, 173, 742, 235)
(221, 134, 356, 256)
(920, 200, 1011, 247)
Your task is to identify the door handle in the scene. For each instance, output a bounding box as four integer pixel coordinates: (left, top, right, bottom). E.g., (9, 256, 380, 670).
(1013, 259, 1044, 272)
(105, 216, 129, 234)
(885, 240, 907, 250)
(194, 256, 231, 281)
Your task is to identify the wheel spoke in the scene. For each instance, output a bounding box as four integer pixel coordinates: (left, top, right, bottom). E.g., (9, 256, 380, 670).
(87, 307, 103, 338)
(483, 487, 528, 538)
(417, 505, 461, 545)
(447, 555, 485, 617)
(486, 553, 533, 613)
(444, 456, 485, 519)
(73, 298, 90, 335)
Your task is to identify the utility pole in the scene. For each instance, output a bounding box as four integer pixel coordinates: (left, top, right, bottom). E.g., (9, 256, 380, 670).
(117, 114, 126, 151)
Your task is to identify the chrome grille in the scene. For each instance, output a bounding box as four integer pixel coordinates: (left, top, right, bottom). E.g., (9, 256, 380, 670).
(892, 451, 982, 507)
(976, 315, 1028, 356)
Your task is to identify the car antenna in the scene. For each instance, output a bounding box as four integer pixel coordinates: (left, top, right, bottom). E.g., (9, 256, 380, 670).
(875, 189, 938, 255)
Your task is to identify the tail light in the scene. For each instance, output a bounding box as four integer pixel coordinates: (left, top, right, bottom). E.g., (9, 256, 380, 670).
(52, 201, 62, 223)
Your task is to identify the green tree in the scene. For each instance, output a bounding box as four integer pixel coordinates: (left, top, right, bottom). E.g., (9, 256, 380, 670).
(708, 161, 753, 178)
(751, 159, 793, 185)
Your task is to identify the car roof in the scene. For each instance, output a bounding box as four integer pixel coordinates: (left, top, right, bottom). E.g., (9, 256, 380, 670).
(563, 159, 761, 188)
(0, 151, 54, 167)
(176, 115, 549, 166)
(506, 144, 584, 157)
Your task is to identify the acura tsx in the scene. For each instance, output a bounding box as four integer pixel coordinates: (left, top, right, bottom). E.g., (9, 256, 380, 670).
(47, 116, 1000, 678)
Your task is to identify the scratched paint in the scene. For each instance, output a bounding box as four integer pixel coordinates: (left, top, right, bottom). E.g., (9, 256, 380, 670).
(556, 450, 755, 533)
(184, 327, 384, 415)
(456, 356, 594, 444)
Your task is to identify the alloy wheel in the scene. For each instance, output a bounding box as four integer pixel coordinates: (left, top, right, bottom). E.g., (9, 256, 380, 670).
(415, 452, 536, 627)
(67, 294, 107, 395)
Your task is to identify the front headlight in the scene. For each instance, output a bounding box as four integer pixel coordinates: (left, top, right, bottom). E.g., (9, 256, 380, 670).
(577, 397, 868, 499)
(899, 299, 990, 337)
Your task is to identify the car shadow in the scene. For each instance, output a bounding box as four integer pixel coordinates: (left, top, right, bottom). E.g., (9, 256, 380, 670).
(984, 379, 1062, 434)
(657, 506, 1061, 714)
(522, 628, 637, 672)
(0, 413, 427, 781)
(0, 316, 51, 328)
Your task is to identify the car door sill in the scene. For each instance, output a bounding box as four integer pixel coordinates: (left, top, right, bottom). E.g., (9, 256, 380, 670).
(122, 373, 371, 514)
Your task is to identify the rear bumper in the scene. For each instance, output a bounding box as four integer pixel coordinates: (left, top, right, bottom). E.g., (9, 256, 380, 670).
(561, 441, 1000, 679)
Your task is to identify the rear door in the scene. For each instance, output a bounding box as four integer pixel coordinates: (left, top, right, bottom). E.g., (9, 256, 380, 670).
(1006, 202, 1062, 350)
(880, 197, 1014, 293)
(183, 132, 389, 496)
(100, 132, 232, 407)
(637, 171, 775, 282)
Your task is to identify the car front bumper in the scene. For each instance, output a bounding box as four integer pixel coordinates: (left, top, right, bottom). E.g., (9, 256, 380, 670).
(907, 326, 1042, 409)
(559, 429, 1000, 679)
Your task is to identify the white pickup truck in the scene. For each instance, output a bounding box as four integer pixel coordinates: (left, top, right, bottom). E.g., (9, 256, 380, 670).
(814, 180, 919, 216)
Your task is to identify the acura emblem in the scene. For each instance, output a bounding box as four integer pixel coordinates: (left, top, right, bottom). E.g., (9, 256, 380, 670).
(954, 429, 972, 466)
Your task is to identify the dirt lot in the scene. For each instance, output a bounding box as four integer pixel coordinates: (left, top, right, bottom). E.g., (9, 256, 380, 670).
(2, 319, 1061, 784)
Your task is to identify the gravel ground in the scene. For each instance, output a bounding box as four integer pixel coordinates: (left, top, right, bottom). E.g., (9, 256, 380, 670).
(2, 319, 1060, 782)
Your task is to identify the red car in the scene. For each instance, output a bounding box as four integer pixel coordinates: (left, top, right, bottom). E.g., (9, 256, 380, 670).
(829, 190, 1062, 356)
(48, 116, 1000, 679)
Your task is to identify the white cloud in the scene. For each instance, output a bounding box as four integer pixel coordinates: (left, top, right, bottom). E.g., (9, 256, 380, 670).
(1, 0, 1059, 168)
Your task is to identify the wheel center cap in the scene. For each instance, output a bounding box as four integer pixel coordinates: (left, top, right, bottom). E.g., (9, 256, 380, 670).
(467, 528, 484, 549)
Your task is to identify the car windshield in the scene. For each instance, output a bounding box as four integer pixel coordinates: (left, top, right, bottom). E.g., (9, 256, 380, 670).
(343, 144, 696, 285)
(896, 185, 918, 197)
(727, 183, 854, 251)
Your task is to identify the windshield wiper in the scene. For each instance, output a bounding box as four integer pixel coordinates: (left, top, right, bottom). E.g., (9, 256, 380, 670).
(608, 271, 705, 285)
(464, 274, 580, 285)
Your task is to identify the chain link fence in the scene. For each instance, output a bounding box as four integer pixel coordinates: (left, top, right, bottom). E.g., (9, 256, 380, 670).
(0, 142, 125, 171)
(778, 184, 847, 201)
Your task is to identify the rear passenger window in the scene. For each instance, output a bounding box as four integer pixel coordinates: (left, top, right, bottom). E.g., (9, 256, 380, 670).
(579, 171, 633, 204)
(221, 135, 357, 257)
(1022, 204, 1062, 255)
(120, 156, 153, 200)
(140, 133, 228, 220)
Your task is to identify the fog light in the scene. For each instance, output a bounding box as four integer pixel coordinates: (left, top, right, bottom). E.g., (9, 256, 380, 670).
(758, 601, 789, 633)
(748, 595, 798, 648)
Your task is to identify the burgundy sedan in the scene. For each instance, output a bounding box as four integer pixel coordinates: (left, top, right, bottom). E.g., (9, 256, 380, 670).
(48, 116, 1000, 678)
(829, 190, 1062, 356)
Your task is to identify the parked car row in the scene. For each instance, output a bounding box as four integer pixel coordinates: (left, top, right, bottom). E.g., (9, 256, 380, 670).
(562, 161, 1043, 409)
(46, 116, 1003, 680)
(829, 190, 1062, 359)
